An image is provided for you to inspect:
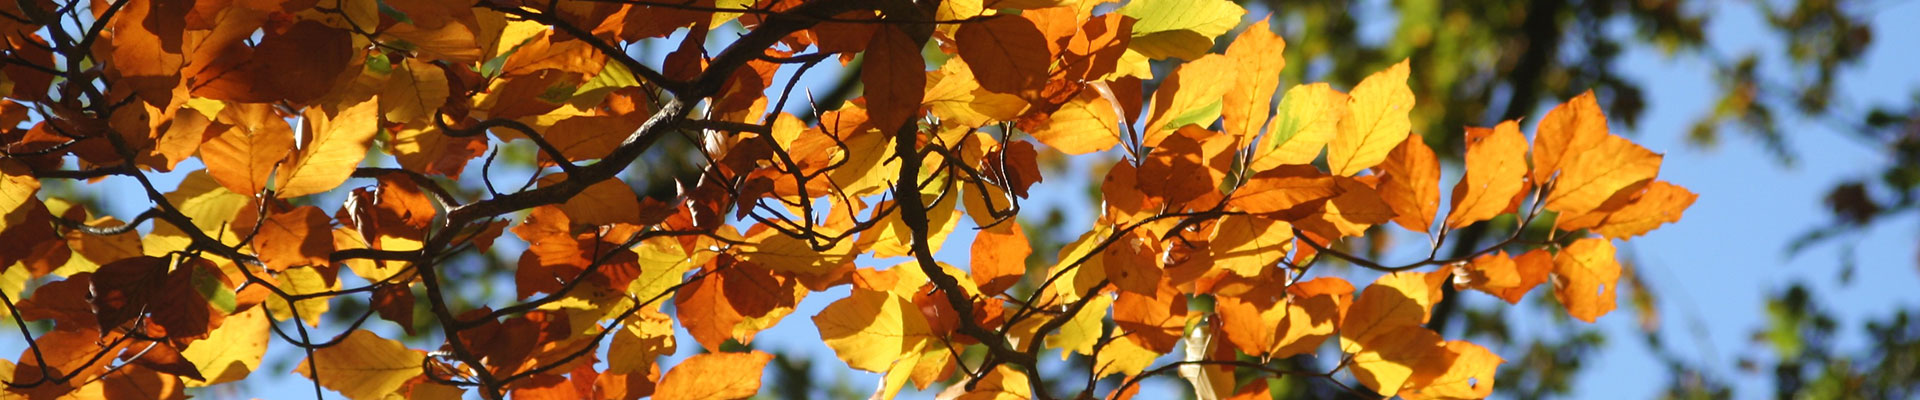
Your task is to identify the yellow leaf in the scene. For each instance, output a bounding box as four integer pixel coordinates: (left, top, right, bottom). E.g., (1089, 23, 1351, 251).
(1347, 325, 1446, 397)
(296, 330, 425, 400)
(1141, 54, 1233, 147)
(1341, 271, 1446, 350)
(1045, 226, 1111, 304)
(265, 266, 337, 327)
(146, 171, 251, 255)
(379, 57, 449, 125)
(939, 365, 1032, 400)
(276, 97, 380, 197)
(630, 237, 706, 308)
(741, 229, 858, 275)
(1025, 88, 1121, 155)
(1445, 121, 1529, 229)
(182, 307, 269, 386)
(1216, 277, 1352, 358)
(1553, 238, 1621, 323)
(812, 288, 934, 372)
(1250, 83, 1348, 170)
(1327, 59, 1414, 176)
(538, 173, 644, 226)
(652, 351, 774, 400)
(1378, 133, 1441, 233)
(0, 158, 38, 228)
(1117, 0, 1245, 60)
(926, 58, 1030, 128)
(609, 309, 677, 375)
(1046, 293, 1113, 360)
(1221, 17, 1285, 143)
(1093, 334, 1161, 378)
(1207, 214, 1292, 277)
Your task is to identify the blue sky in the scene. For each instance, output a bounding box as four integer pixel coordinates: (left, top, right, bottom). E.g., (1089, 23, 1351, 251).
(6, 1, 1918, 399)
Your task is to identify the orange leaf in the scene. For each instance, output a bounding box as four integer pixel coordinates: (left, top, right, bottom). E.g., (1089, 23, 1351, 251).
(939, 365, 1032, 400)
(1543, 132, 1662, 220)
(1562, 180, 1698, 239)
(956, 15, 1052, 95)
(970, 222, 1032, 295)
(1102, 229, 1163, 295)
(1059, 13, 1133, 81)
(1295, 176, 1397, 238)
(1402, 341, 1505, 400)
(1531, 91, 1609, 184)
(1216, 276, 1351, 358)
(861, 25, 926, 132)
(1229, 165, 1340, 217)
(540, 173, 644, 226)
(675, 258, 804, 351)
(1113, 283, 1186, 353)
(652, 351, 774, 400)
(1328, 59, 1414, 176)
(1445, 120, 1530, 229)
(1140, 54, 1233, 146)
(1135, 127, 1232, 207)
(1221, 16, 1285, 143)
(1553, 238, 1621, 323)
(1377, 133, 1440, 233)
(200, 103, 295, 195)
(251, 206, 334, 271)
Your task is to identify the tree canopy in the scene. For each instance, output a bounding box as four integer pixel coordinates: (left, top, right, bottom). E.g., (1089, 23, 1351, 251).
(0, 0, 1739, 398)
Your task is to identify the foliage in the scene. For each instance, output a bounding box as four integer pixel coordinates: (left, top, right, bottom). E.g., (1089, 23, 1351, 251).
(0, 0, 1699, 398)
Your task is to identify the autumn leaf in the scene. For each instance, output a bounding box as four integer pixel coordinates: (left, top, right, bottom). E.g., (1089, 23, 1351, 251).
(813, 288, 935, 372)
(926, 58, 1030, 128)
(939, 365, 1032, 400)
(862, 25, 926, 132)
(275, 97, 380, 198)
(1531, 91, 1609, 184)
(181, 307, 269, 386)
(1341, 271, 1447, 349)
(1561, 180, 1698, 239)
(1377, 133, 1441, 233)
(1229, 165, 1340, 217)
(957, 15, 1051, 95)
(296, 330, 425, 400)
(1553, 238, 1622, 323)
(1327, 59, 1414, 176)
(1216, 276, 1352, 358)
(1446, 120, 1530, 229)
(1117, 0, 1245, 60)
(1346, 325, 1446, 397)
(1221, 16, 1286, 143)
(248, 206, 334, 271)
(970, 222, 1031, 295)
(1023, 87, 1121, 154)
(652, 351, 773, 400)
(1250, 83, 1350, 171)
(1140, 55, 1233, 146)
(1207, 214, 1293, 278)
(200, 103, 296, 195)
(1401, 341, 1504, 400)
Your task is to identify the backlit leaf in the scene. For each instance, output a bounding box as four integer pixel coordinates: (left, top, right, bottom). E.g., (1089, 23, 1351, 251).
(1553, 238, 1621, 323)
(957, 15, 1051, 95)
(652, 351, 773, 400)
(1117, 0, 1245, 60)
(1249, 83, 1348, 170)
(862, 25, 925, 132)
(1221, 17, 1285, 143)
(296, 330, 425, 400)
(1378, 133, 1441, 233)
(1327, 59, 1414, 176)
(276, 97, 380, 197)
(1445, 121, 1530, 229)
(1141, 55, 1233, 146)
